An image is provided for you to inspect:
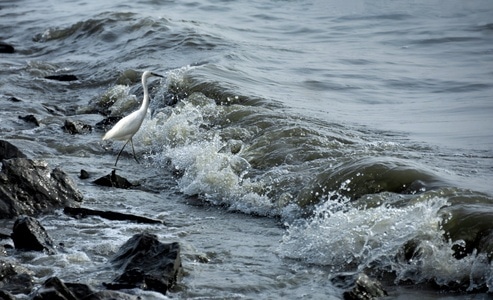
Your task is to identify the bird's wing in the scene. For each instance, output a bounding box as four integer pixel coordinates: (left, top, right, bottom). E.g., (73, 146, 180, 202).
(102, 110, 145, 141)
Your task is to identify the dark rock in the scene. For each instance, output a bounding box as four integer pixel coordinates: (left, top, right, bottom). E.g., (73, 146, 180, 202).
(0, 258, 34, 294)
(79, 169, 90, 179)
(62, 119, 92, 135)
(0, 42, 15, 54)
(0, 140, 27, 160)
(8, 97, 22, 102)
(93, 170, 133, 189)
(18, 114, 40, 127)
(104, 233, 181, 295)
(42, 104, 66, 116)
(32, 276, 139, 300)
(95, 116, 121, 130)
(0, 290, 16, 300)
(0, 158, 83, 218)
(331, 272, 388, 300)
(44, 74, 78, 82)
(32, 277, 77, 300)
(11, 216, 56, 254)
(64, 207, 164, 225)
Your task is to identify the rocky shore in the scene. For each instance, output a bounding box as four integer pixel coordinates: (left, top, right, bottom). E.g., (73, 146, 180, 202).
(0, 139, 389, 299)
(0, 140, 183, 299)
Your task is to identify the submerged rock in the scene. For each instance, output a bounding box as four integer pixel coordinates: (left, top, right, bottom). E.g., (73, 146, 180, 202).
(44, 74, 78, 81)
(18, 114, 40, 127)
(11, 216, 56, 254)
(62, 119, 92, 135)
(93, 169, 134, 189)
(0, 42, 15, 54)
(0, 157, 83, 218)
(104, 233, 181, 295)
(8, 96, 22, 102)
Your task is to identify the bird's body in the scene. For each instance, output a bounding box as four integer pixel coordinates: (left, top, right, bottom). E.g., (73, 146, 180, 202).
(103, 71, 163, 166)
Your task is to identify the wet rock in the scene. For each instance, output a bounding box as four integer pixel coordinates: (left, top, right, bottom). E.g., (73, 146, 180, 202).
(0, 258, 34, 294)
(331, 272, 388, 300)
(93, 169, 134, 189)
(33, 277, 81, 300)
(104, 233, 181, 295)
(18, 114, 40, 127)
(8, 96, 22, 102)
(0, 42, 15, 54)
(0, 158, 83, 218)
(0, 140, 27, 161)
(116, 69, 140, 85)
(79, 169, 90, 179)
(44, 74, 78, 81)
(64, 207, 164, 225)
(95, 116, 121, 130)
(11, 216, 56, 254)
(32, 276, 139, 300)
(0, 290, 16, 300)
(82, 85, 138, 117)
(62, 119, 92, 135)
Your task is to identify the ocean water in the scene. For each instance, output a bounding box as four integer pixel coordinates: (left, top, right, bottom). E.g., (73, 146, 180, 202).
(1, 0, 493, 299)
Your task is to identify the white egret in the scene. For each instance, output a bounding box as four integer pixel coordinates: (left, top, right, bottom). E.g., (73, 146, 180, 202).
(102, 71, 163, 166)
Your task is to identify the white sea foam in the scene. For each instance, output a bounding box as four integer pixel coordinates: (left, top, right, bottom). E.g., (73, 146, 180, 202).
(279, 194, 493, 289)
(137, 90, 277, 216)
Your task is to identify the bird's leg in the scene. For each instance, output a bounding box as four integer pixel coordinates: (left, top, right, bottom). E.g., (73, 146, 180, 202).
(130, 138, 140, 164)
(115, 139, 130, 167)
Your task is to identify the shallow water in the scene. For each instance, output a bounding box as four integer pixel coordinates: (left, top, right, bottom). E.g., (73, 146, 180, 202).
(1, 0, 493, 298)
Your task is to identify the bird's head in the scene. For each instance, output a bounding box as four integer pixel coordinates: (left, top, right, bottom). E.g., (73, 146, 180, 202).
(143, 70, 164, 80)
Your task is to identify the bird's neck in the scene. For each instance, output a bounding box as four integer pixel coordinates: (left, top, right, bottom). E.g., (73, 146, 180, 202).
(141, 76, 150, 111)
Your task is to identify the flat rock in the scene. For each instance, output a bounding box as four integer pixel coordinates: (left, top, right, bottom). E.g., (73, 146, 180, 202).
(44, 74, 78, 81)
(104, 233, 181, 295)
(64, 207, 164, 225)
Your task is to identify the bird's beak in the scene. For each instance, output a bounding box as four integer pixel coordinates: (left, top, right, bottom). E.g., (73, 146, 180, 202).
(151, 72, 164, 78)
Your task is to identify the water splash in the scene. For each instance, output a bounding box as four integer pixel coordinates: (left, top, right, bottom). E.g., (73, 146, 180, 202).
(279, 194, 493, 290)
(137, 88, 277, 216)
